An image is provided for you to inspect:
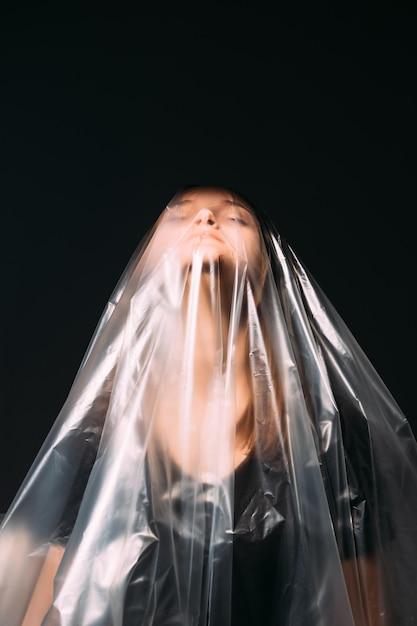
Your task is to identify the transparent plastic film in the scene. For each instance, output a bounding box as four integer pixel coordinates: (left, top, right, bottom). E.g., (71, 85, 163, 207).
(0, 186, 416, 625)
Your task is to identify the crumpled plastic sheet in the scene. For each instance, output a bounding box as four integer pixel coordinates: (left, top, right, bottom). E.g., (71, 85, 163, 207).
(1, 186, 417, 625)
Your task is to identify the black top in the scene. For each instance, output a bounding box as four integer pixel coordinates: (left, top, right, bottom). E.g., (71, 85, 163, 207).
(121, 454, 318, 626)
(51, 434, 385, 625)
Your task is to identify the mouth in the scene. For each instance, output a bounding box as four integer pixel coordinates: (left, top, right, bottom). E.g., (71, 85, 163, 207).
(192, 230, 224, 243)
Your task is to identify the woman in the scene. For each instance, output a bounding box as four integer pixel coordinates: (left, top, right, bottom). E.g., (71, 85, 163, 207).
(1, 186, 416, 625)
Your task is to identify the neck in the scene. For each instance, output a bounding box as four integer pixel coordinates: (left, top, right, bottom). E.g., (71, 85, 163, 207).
(184, 270, 248, 374)
(152, 264, 254, 476)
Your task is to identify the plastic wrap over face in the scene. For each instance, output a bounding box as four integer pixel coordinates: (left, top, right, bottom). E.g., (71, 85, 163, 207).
(1, 186, 417, 626)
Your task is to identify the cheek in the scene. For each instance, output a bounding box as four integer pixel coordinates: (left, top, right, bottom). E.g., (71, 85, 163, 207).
(154, 222, 189, 250)
(144, 222, 191, 268)
(243, 236, 267, 288)
(242, 234, 263, 264)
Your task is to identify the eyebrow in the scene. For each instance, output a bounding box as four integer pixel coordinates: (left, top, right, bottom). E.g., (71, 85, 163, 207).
(224, 200, 251, 210)
(168, 198, 257, 223)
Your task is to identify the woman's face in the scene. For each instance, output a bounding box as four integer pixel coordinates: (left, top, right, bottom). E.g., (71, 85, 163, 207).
(148, 187, 264, 275)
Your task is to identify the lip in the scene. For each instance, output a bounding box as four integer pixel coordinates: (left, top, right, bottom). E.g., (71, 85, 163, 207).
(190, 229, 225, 243)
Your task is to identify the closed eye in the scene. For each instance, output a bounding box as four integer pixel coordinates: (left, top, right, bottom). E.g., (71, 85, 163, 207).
(228, 217, 248, 225)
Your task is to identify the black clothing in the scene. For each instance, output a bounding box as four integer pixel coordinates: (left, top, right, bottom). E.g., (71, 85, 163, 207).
(122, 454, 317, 626)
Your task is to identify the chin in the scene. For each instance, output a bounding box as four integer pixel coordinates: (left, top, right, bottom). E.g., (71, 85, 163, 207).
(183, 241, 237, 277)
(189, 241, 222, 264)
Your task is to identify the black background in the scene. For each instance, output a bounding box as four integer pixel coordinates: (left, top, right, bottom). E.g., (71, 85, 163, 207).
(1, 1, 416, 513)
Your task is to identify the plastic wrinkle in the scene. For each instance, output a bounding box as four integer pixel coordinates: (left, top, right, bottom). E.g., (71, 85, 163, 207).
(1, 186, 416, 625)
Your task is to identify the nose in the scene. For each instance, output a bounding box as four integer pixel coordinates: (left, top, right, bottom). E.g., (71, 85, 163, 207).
(193, 208, 217, 226)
